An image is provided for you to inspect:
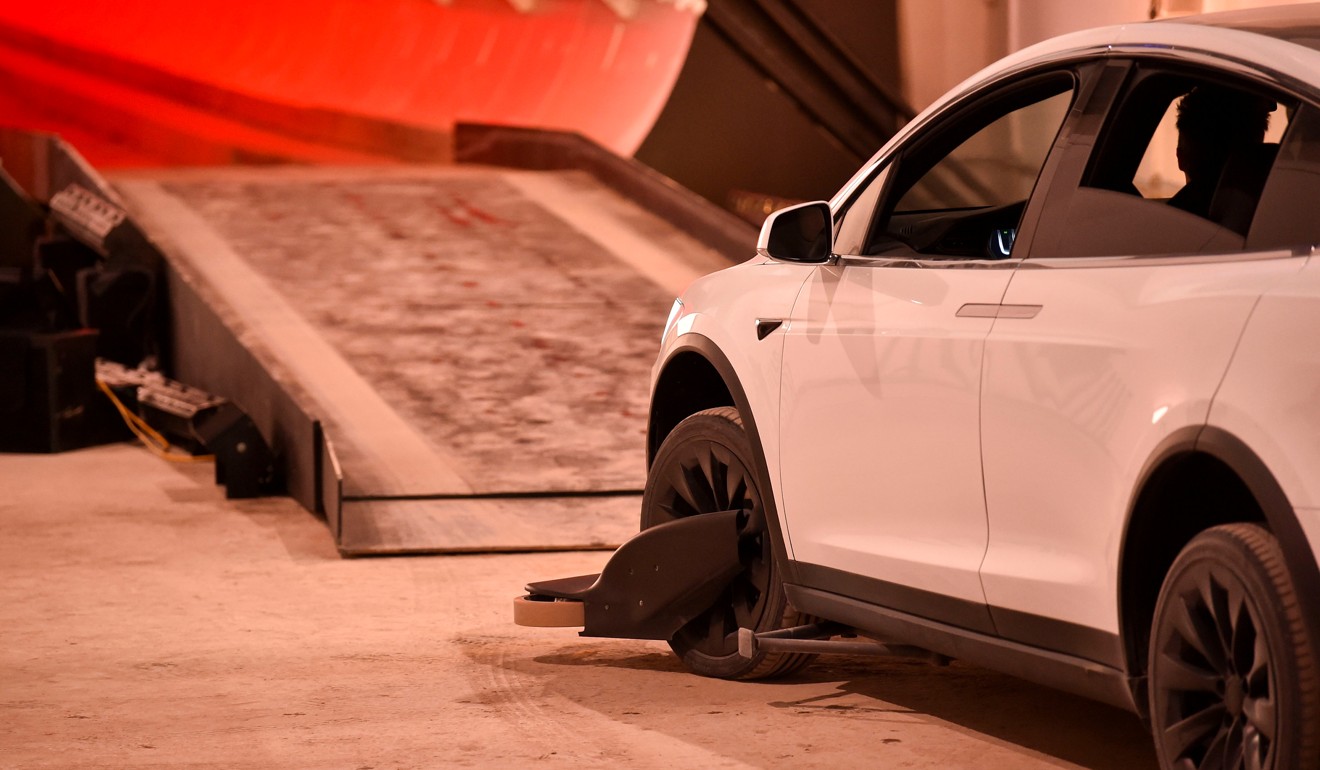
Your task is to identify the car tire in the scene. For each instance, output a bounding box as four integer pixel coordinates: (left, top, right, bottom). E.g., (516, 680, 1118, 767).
(642, 407, 812, 679)
(1149, 523, 1320, 770)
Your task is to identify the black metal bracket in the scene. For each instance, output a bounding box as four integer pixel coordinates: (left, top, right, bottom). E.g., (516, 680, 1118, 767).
(98, 361, 278, 498)
(524, 509, 744, 640)
(193, 403, 277, 499)
(738, 621, 953, 664)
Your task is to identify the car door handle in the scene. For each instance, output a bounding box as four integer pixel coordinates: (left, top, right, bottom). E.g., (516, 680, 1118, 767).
(997, 304, 1043, 319)
(956, 303, 1042, 319)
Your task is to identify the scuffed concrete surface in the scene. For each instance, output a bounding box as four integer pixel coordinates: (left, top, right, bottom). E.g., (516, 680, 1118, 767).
(159, 169, 677, 495)
(0, 444, 1160, 769)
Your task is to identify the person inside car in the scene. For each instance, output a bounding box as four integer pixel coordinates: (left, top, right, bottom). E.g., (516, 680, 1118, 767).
(1168, 85, 1274, 219)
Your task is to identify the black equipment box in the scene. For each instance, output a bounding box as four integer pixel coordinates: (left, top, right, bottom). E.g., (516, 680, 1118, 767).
(0, 329, 127, 452)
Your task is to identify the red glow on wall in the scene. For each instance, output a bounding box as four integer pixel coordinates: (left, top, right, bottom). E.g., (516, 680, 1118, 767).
(0, 0, 699, 167)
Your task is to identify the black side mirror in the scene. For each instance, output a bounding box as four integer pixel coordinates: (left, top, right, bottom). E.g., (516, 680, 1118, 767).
(756, 201, 833, 263)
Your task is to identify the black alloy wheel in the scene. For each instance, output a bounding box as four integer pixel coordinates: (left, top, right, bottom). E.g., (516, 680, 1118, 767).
(642, 407, 811, 679)
(1149, 523, 1319, 770)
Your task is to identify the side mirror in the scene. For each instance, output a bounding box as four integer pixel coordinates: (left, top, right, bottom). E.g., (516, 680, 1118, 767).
(756, 201, 833, 264)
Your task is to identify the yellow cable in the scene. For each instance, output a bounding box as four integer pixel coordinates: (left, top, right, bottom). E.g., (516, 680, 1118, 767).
(96, 378, 214, 463)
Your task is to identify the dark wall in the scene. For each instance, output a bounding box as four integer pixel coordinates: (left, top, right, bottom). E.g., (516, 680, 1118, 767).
(805, 0, 904, 95)
(635, 1, 903, 222)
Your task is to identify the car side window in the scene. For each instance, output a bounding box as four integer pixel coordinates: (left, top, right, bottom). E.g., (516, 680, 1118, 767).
(859, 76, 1075, 260)
(1038, 71, 1291, 258)
(1249, 104, 1320, 250)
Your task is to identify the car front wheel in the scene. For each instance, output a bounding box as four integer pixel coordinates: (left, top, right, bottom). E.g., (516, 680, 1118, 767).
(641, 407, 811, 679)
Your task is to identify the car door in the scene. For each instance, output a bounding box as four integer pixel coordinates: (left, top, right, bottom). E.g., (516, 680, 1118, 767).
(978, 62, 1308, 664)
(777, 69, 1080, 632)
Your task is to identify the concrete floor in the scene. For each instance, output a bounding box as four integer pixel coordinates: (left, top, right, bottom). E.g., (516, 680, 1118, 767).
(1, 443, 1161, 769)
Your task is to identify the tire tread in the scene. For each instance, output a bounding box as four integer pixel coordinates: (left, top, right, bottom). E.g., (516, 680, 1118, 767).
(1154, 523, 1320, 770)
(1217, 523, 1320, 768)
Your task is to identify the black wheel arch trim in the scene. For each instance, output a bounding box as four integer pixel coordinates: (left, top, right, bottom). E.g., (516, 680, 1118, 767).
(1119, 424, 1320, 682)
(648, 334, 800, 586)
(1116, 425, 1205, 680)
(1193, 426, 1320, 647)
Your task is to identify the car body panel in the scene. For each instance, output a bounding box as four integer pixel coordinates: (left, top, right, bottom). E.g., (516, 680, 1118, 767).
(654, 258, 816, 556)
(980, 252, 1305, 634)
(1211, 254, 1320, 516)
(778, 259, 1012, 606)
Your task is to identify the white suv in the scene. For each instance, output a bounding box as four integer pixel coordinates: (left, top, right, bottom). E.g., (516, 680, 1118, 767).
(520, 7, 1320, 768)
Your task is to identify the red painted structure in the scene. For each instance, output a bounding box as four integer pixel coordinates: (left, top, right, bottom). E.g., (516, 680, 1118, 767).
(0, 0, 700, 167)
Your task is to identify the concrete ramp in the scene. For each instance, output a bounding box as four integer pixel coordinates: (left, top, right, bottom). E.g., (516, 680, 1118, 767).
(114, 164, 734, 555)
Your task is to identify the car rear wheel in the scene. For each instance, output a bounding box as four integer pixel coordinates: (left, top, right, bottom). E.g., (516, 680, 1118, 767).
(642, 407, 812, 679)
(1149, 523, 1319, 770)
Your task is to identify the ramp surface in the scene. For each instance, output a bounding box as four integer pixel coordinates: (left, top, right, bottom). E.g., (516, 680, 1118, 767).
(114, 165, 730, 554)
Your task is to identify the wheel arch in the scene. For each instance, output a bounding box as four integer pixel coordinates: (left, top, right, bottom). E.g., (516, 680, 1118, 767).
(646, 334, 797, 582)
(646, 342, 736, 468)
(1118, 425, 1320, 711)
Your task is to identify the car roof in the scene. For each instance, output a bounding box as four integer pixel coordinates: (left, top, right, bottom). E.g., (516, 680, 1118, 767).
(1171, 3, 1320, 53)
(944, 8, 1320, 113)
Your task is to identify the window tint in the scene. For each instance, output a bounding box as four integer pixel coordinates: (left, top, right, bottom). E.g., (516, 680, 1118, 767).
(1049, 71, 1291, 258)
(1249, 104, 1320, 250)
(864, 79, 1074, 260)
(1124, 82, 1277, 223)
(895, 90, 1071, 213)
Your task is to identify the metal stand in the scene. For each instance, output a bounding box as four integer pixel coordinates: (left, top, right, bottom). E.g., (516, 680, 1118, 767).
(738, 621, 953, 665)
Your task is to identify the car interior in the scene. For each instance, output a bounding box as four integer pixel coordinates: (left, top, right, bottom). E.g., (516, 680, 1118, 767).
(860, 75, 1076, 261)
(851, 66, 1296, 263)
